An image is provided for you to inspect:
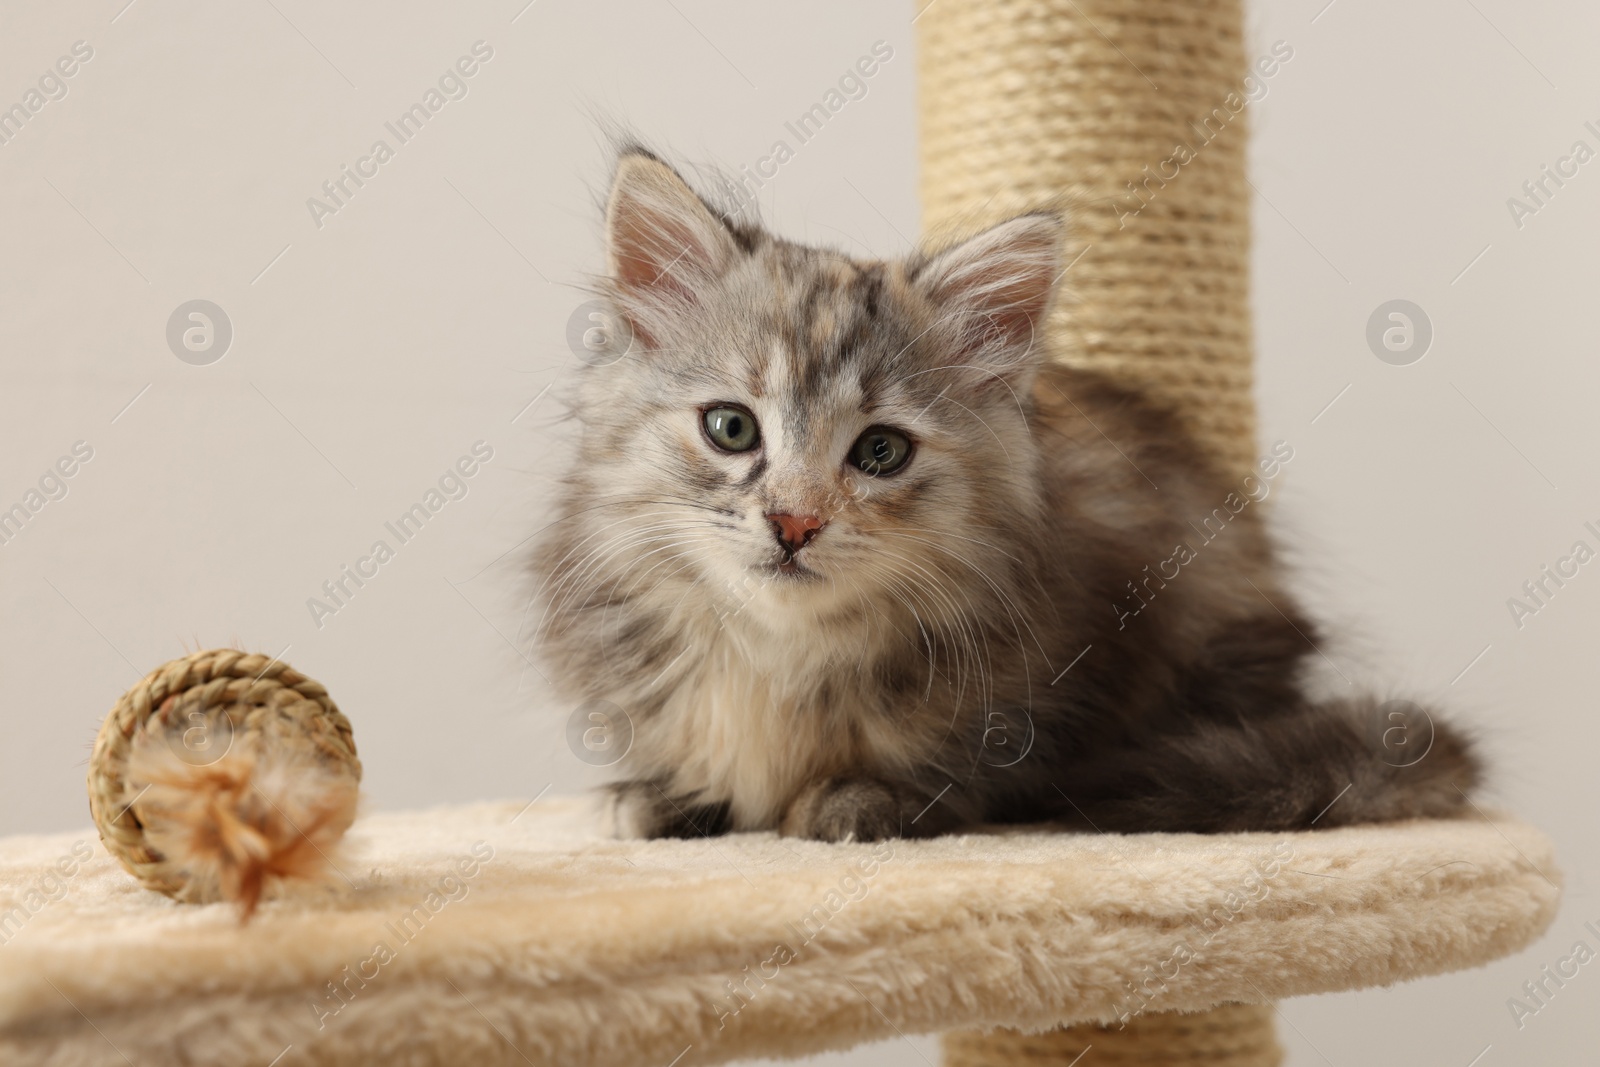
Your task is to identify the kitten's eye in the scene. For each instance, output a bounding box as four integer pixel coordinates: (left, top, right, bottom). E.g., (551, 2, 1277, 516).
(702, 405, 760, 453)
(849, 426, 913, 476)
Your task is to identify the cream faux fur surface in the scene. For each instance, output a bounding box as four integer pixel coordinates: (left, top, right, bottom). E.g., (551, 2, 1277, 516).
(0, 799, 1559, 1067)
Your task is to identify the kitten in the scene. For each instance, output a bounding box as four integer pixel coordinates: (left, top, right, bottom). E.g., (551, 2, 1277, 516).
(530, 147, 1479, 842)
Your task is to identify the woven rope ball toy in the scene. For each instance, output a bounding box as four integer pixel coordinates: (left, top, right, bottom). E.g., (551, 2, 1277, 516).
(88, 649, 361, 917)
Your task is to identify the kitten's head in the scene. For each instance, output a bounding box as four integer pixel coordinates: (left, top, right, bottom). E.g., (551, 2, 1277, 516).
(553, 150, 1062, 636)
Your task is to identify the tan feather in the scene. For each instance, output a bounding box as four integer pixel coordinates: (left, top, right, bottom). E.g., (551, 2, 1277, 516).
(125, 739, 359, 919)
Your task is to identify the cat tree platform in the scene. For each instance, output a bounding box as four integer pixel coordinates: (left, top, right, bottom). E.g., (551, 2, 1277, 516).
(0, 798, 1558, 1065)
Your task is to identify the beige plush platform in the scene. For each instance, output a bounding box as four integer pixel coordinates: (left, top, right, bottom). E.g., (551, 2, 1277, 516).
(0, 798, 1559, 1067)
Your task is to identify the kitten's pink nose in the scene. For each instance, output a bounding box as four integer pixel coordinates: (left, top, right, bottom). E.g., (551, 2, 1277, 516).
(766, 513, 824, 552)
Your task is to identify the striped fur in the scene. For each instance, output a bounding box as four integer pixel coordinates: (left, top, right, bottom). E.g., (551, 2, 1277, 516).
(529, 150, 1479, 841)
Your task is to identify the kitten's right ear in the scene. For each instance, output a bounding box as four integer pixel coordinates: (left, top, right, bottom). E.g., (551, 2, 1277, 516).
(605, 152, 738, 305)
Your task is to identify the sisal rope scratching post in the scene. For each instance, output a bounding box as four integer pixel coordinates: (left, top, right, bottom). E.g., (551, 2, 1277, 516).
(918, 0, 1258, 475)
(919, 0, 1276, 1061)
(88, 648, 361, 916)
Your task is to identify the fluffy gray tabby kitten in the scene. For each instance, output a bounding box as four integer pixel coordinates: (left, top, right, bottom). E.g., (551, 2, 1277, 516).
(531, 148, 1478, 842)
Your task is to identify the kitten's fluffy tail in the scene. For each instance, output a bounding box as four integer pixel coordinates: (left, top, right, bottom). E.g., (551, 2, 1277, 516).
(1074, 697, 1481, 833)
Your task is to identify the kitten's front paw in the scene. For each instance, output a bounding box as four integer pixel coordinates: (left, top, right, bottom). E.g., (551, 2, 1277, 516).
(602, 779, 731, 840)
(781, 777, 938, 843)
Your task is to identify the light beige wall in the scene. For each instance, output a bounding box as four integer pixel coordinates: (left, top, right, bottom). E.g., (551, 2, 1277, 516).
(0, 1, 1594, 1064)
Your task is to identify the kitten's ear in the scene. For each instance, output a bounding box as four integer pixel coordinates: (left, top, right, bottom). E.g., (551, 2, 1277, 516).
(912, 213, 1063, 385)
(605, 152, 739, 304)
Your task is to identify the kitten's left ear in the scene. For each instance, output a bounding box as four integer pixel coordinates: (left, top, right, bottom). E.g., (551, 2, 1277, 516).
(911, 213, 1063, 385)
(605, 151, 740, 305)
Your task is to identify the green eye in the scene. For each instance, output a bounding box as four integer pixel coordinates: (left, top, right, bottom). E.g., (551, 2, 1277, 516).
(702, 405, 760, 452)
(850, 426, 913, 476)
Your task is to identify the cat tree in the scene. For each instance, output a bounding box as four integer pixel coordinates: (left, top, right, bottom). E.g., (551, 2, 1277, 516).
(0, 1, 1559, 1065)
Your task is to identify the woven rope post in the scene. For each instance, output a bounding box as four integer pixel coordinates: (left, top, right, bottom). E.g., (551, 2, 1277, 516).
(88, 649, 361, 911)
(919, 0, 1258, 475)
(920, 0, 1276, 1061)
